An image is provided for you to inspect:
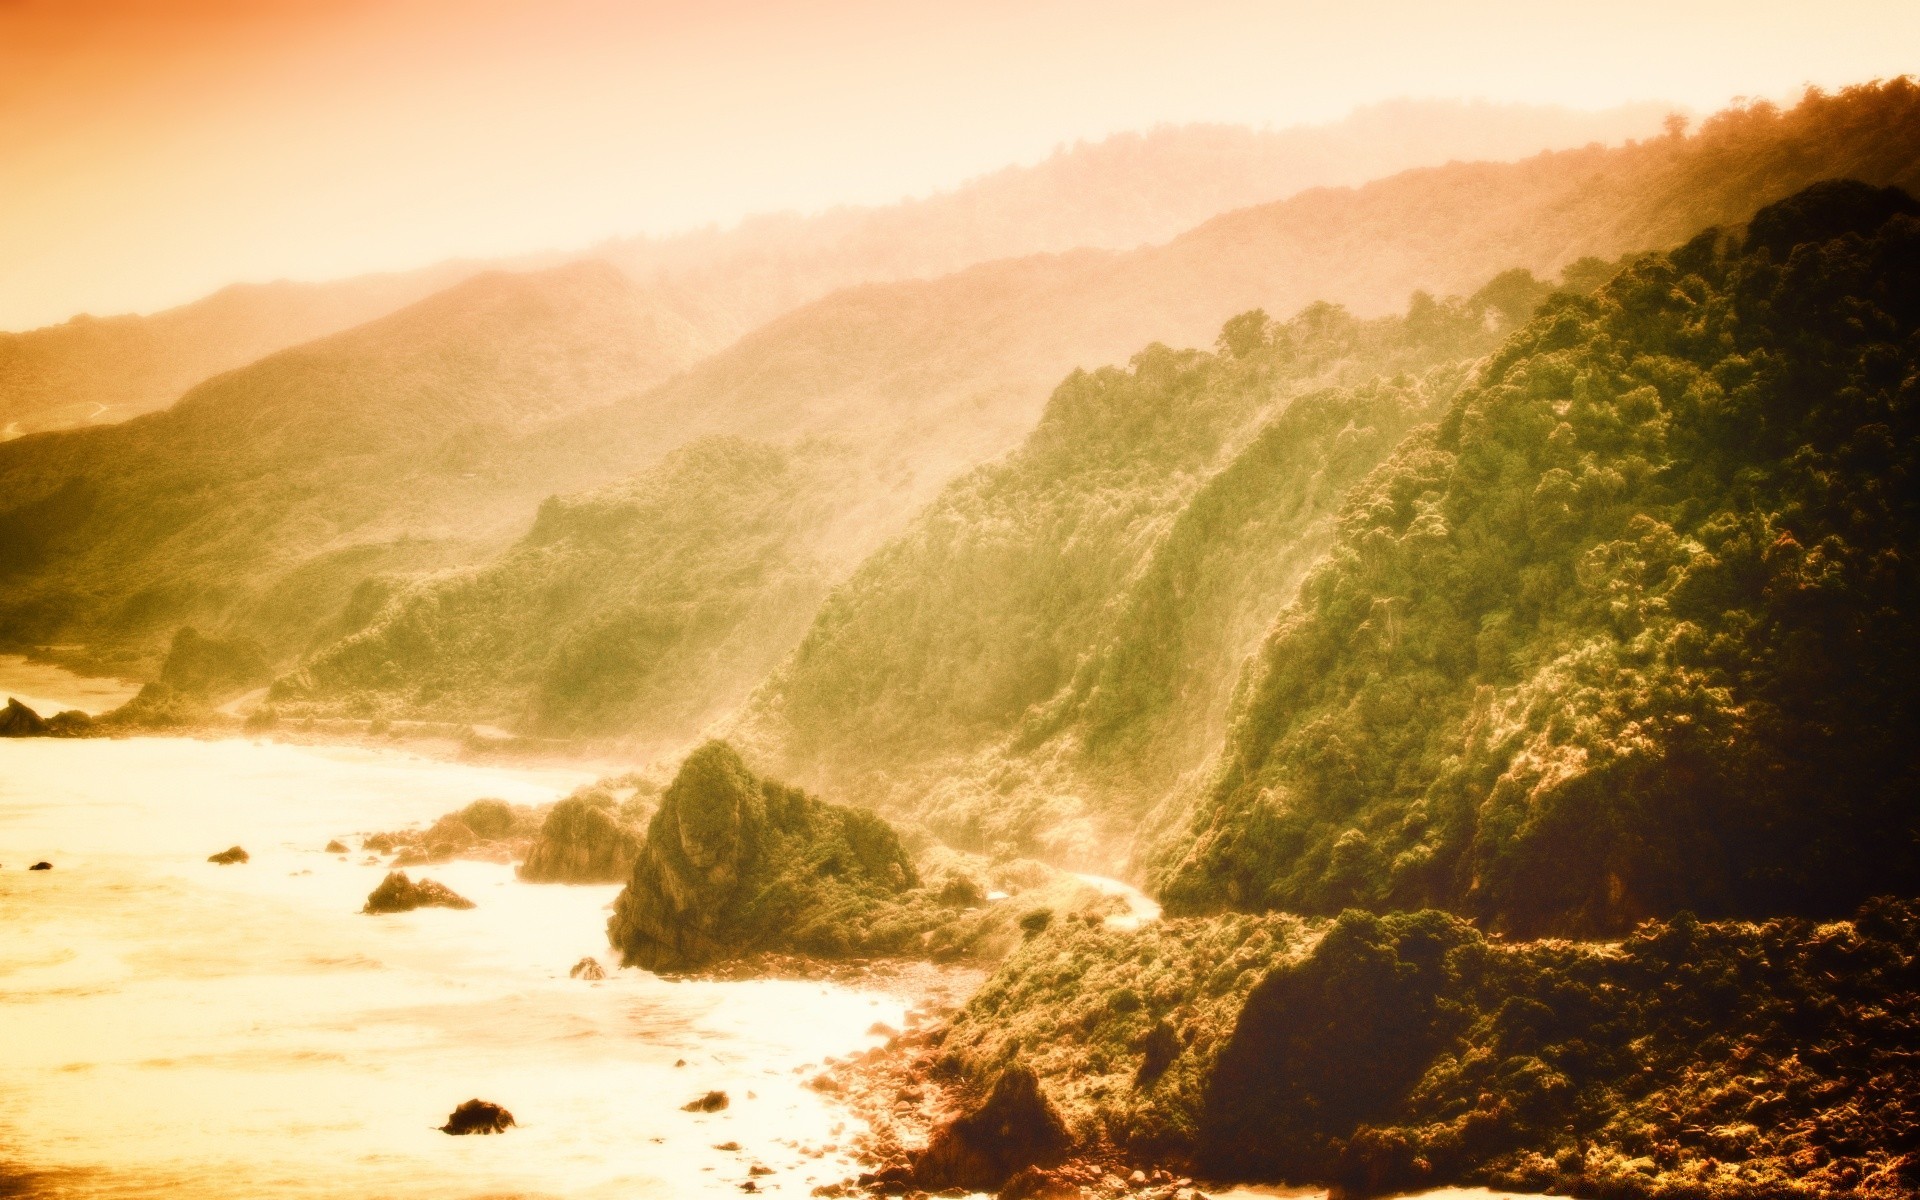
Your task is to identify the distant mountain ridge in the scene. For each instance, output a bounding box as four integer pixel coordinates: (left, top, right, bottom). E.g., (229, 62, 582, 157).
(0, 263, 484, 439)
(0, 99, 1666, 441)
(3, 82, 1913, 708)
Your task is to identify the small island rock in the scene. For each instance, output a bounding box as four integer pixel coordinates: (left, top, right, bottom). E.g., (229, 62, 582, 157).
(363, 870, 475, 914)
(0, 698, 49, 737)
(207, 846, 249, 865)
(569, 956, 607, 980)
(440, 1099, 514, 1135)
(29, 861, 52, 871)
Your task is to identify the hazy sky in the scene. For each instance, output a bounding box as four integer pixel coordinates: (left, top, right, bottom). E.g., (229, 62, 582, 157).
(2, 0, 1915, 330)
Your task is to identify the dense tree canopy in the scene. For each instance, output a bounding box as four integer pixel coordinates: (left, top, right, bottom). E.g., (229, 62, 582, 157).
(1161, 181, 1920, 934)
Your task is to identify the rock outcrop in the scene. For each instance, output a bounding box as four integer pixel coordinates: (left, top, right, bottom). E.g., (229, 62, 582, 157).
(207, 846, 249, 864)
(913, 1064, 1072, 1192)
(440, 1099, 514, 1135)
(518, 794, 644, 883)
(365, 798, 544, 866)
(363, 871, 475, 914)
(569, 956, 606, 980)
(0, 698, 48, 737)
(606, 741, 918, 971)
(28, 861, 52, 871)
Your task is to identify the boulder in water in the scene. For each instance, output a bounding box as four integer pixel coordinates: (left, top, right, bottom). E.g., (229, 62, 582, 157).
(363, 871, 475, 914)
(0, 698, 48, 737)
(912, 1064, 1071, 1192)
(207, 846, 249, 865)
(29, 861, 52, 871)
(440, 1099, 514, 1135)
(682, 1090, 729, 1113)
(569, 957, 607, 980)
(324, 840, 348, 854)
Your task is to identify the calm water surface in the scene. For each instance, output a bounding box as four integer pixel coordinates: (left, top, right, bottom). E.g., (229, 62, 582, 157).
(0, 737, 906, 1198)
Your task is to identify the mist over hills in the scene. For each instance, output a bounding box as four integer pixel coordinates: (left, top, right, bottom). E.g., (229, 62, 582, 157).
(0, 262, 485, 440)
(593, 98, 1672, 344)
(3, 82, 1915, 726)
(0, 98, 1662, 447)
(0, 261, 709, 671)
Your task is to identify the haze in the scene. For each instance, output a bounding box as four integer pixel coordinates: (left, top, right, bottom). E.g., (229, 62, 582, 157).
(4, 0, 1917, 331)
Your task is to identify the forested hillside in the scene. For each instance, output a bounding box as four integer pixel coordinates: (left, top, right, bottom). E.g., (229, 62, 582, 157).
(547, 81, 1920, 543)
(3, 84, 1913, 706)
(734, 273, 1575, 861)
(1159, 181, 1920, 935)
(276, 437, 851, 745)
(0, 262, 710, 675)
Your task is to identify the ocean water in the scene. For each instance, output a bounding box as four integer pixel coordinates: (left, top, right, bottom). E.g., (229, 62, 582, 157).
(0, 737, 906, 1198)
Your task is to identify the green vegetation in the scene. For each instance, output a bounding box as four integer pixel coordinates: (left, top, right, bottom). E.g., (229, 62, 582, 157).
(277, 437, 844, 739)
(5, 83, 1913, 746)
(742, 274, 1565, 859)
(0, 263, 711, 678)
(1161, 181, 1920, 934)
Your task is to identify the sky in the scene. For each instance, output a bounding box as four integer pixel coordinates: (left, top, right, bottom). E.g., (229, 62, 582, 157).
(1, 0, 1915, 331)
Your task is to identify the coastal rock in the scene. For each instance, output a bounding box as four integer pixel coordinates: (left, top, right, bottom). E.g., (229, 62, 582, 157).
(29, 861, 52, 871)
(606, 741, 917, 971)
(569, 956, 607, 980)
(518, 795, 643, 883)
(207, 846, 249, 865)
(325, 840, 348, 854)
(0, 698, 48, 737)
(362, 871, 475, 914)
(913, 1064, 1070, 1192)
(440, 1099, 514, 1135)
(370, 798, 545, 866)
(683, 1090, 729, 1112)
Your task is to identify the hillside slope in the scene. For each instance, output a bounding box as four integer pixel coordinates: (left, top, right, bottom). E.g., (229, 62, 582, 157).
(276, 437, 851, 745)
(1159, 181, 1920, 934)
(555, 81, 1920, 536)
(0, 263, 482, 438)
(598, 99, 1670, 343)
(6, 84, 1914, 699)
(731, 280, 1568, 860)
(0, 262, 710, 673)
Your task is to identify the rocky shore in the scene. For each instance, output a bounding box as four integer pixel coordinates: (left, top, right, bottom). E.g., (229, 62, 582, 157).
(825, 900, 1920, 1200)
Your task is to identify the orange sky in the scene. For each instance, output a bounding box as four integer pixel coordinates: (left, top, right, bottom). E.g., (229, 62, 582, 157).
(1, 0, 1915, 330)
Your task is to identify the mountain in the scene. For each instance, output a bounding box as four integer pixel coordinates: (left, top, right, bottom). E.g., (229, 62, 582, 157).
(1157, 181, 1920, 935)
(275, 436, 852, 747)
(596, 99, 1673, 342)
(0, 263, 483, 439)
(8, 83, 1915, 697)
(550, 81, 1920, 538)
(0, 261, 712, 675)
(1, 99, 1662, 445)
(727, 276, 1567, 861)
(704, 83, 1920, 859)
